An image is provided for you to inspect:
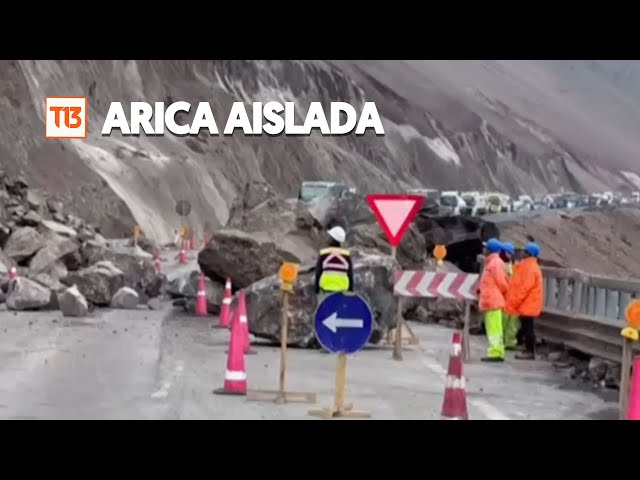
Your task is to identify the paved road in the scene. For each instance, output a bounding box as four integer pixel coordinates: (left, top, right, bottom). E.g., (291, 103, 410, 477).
(0, 306, 616, 419)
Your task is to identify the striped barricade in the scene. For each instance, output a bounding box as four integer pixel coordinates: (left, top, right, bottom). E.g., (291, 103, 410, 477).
(393, 271, 480, 361)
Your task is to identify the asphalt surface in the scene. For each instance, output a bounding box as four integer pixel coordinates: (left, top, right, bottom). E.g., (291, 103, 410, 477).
(0, 246, 617, 420)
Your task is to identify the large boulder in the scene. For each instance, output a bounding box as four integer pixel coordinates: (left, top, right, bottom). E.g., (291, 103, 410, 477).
(5, 277, 51, 310)
(238, 248, 399, 347)
(111, 286, 140, 309)
(28, 232, 78, 274)
(198, 229, 317, 288)
(58, 285, 89, 317)
(0, 222, 11, 247)
(306, 192, 375, 229)
(168, 270, 225, 314)
(80, 241, 165, 298)
(62, 260, 125, 306)
(3, 227, 44, 262)
(349, 223, 426, 268)
(40, 219, 77, 238)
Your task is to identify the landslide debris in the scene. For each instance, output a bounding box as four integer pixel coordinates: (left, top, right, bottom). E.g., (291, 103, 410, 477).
(0, 170, 166, 314)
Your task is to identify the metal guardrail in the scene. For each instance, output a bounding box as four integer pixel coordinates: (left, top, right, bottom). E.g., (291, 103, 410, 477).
(538, 267, 640, 362)
(475, 254, 640, 362)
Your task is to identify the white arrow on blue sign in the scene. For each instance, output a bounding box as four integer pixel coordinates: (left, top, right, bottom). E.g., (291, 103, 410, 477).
(314, 292, 373, 354)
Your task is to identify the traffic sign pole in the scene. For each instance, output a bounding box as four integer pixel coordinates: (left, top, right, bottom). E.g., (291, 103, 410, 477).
(366, 194, 423, 354)
(247, 263, 316, 405)
(308, 292, 373, 419)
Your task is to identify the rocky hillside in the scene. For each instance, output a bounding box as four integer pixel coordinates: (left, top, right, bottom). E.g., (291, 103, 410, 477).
(2, 60, 640, 243)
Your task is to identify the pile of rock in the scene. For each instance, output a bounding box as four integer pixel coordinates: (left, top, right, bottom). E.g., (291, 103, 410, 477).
(195, 182, 496, 348)
(0, 171, 166, 317)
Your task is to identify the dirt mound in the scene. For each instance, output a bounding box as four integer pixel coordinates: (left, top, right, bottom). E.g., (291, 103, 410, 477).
(500, 207, 640, 278)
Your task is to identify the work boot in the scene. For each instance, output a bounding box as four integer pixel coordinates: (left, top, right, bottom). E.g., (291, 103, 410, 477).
(515, 352, 535, 360)
(481, 356, 504, 363)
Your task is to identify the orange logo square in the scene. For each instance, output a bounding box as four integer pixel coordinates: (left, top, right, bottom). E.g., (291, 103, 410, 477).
(45, 96, 88, 139)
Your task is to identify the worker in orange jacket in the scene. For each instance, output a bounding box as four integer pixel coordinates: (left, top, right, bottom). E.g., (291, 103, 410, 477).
(479, 238, 509, 362)
(505, 242, 543, 360)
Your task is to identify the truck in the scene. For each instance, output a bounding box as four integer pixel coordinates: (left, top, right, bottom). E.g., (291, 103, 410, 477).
(439, 191, 468, 216)
(298, 181, 352, 203)
(460, 191, 488, 216)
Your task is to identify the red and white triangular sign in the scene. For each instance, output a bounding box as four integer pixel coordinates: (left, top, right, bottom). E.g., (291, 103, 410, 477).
(366, 194, 425, 247)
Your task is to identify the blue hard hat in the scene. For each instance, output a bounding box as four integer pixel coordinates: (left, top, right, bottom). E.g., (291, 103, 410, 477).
(524, 242, 541, 257)
(485, 238, 503, 253)
(501, 242, 515, 255)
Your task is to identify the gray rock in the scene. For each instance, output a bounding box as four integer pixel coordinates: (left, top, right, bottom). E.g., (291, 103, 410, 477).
(5, 176, 28, 195)
(111, 286, 139, 309)
(4, 227, 45, 262)
(0, 223, 10, 248)
(93, 233, 107, 245)
(237, 248, 399, 347)
(81, 241, 164, 298)
(29, 233, 78, 274)
(548, 351, 564, 362)
(414, 305, 430, 323)
(58, 285, 89, 317)
(350, 222, 426, 268)
(18, 210, 42, 227)
(40, 219, 77, 238)
(588, 357, 608, 382)
(62, 260, 125, 306)
(46, 200, 64, 214)
(52, 212, 65, 223)
(198, 229, 317, 288)
(604, 361, 621, 389)
(168, 270, 224, 314)
(77, 227, 95, 242)
(30, 272, 66, 292)
(26, 191, 43, 210)
(0, 256, 8, 291)
(6, 277, 51, 310)
(147, 297, 163, 310)
(66, 215, 84, 230)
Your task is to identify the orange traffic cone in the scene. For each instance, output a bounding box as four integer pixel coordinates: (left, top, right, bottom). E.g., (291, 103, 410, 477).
(8, 266, 17, 281)
(214, 278, 232, 329)
(195, 272, 208, 316)
(441, 332, 468, 420)
(154, 247, 162, 274)
(627, 357, 640, 420)
(213, 310, 247, 396)
(178, 240, 187, 265)
(237, 290, 257, 355)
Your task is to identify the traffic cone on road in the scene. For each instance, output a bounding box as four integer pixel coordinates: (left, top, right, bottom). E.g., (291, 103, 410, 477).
(213, 310, 247, 396)
(153, 247, 162, 274)
(627, 357, 640, 420)
(215, 278, 232, 329)
(237, 290, 256, 355)
(178, 240, 187, 265)
(441, 332, 468, 420)
(195, 272, 208, 317)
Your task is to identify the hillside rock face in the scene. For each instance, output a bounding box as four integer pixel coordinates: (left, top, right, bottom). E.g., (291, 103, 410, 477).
(2, 60, 640, 243)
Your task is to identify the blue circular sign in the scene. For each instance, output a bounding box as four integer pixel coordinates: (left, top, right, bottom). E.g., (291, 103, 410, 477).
(314, 292, 373, 354)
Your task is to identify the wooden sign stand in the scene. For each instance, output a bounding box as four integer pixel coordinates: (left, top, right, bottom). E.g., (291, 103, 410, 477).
(462, 302, 472, 363)
(308, 353, 371, 419)
(247, 265, 315, 405)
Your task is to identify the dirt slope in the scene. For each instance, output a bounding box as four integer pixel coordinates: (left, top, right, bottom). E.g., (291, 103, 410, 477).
(1, 60, 639, 242)
(500, 207, 640, 278)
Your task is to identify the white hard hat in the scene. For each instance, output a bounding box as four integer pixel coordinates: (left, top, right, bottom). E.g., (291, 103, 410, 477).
(328, 226, 346, 243)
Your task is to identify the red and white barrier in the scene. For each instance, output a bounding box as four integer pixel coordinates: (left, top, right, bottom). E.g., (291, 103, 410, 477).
(394, 271, 479, 300)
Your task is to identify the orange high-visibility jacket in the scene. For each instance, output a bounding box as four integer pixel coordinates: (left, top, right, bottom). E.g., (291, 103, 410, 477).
(505, 256, 544, 317)
(479, 253, 509, 311)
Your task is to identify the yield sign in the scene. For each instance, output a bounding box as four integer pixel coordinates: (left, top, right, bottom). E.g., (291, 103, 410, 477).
(366, 194, 425, 247)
